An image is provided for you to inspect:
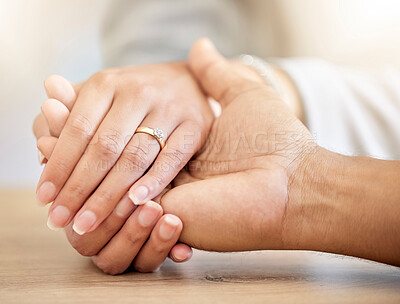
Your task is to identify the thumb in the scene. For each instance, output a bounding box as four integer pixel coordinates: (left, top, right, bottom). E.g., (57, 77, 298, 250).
(44, 75, 81, 111)
(188, 38, 264, 108)
(161, 173, 265, 252)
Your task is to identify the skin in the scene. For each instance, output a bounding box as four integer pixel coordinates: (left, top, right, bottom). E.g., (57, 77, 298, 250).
(160, 39, 400, 265)
(35, 63, 214, 237)
(34, 39, 400, 273)
(33, 76, 193, 274)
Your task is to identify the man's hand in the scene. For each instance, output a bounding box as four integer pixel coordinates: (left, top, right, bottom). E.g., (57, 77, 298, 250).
(158, 39, 319, 251)
(161, 39, 400, 266)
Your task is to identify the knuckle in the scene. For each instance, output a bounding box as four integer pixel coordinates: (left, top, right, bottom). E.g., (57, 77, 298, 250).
(50, 157, 71, 176)
(137, 83, 156, 100)
(120, 144, 150, 173)
(150, 242, 168, 256)
(162, 148, 186, 169)
(123, 219, 148, 244)
(68, 113, 93, 137)
(92, 190, 116, 208)
(190, 117, 207, 131)
(93, 258, 123, 275)
(69, 236, 98, 257)
(130, 83, 155, 100)
(147, 172, 165, 188)
(90, 70, 116, 89)
(93, 130, 125, 159)
(123, 228, 144, 245)
(119, 83, 154, 112)
(66, 182, 88, 200)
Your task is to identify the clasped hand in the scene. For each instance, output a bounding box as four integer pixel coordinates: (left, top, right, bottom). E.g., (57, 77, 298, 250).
(33, 39, 318, 274)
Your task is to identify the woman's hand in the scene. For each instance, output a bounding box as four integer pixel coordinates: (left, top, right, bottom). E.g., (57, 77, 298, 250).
(33, 75, 194, 273)
(35, 63, 213, 235)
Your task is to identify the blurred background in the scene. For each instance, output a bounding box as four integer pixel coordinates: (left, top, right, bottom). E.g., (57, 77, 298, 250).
(1, 0, 400, 188)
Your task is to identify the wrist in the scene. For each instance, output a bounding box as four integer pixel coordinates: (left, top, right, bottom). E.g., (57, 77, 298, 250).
(283, 147, 344, 251)
(285, 147, 400, 265)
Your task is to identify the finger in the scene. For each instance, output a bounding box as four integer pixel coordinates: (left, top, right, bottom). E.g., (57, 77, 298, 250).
(33, 113, 50, 140)
(188, 38, 265, 108)
(37, 136, 58, 165)
(44, 75, 80, 110)
(70, 110, 176, 235)
(49, 92, 151, 232)
(172, 168, 200, 188)
(133, 214, 182, 272)
(33, 114, 51, 165)
(168, 243, 193, 263)
(91, 201, 163, 275)
(152, 186, 194, 263)
(41, 99, 70, 137)
(128, 120, 204, 206)
(152, 185, 171, 204)
(65, 191, 191, 265)
(115, 194, 192, 265)
(36, 77, 115, 206)
(161, 173, 269, 252)
(64, 193, 137, 256)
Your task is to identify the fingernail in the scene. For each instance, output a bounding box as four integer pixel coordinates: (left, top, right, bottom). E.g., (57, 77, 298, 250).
(129, 186, 149, 205)
(138, 201, 161, 227)
(172, 251, 190, 262)
(114, 194, 136, 218)
(159, 215, 180, 240)
(73, 210, 97, 235)
(47, 205, 70, 230)
(36, 181, 56, 204)
(38, 150, 46, 165)
(46, 218, 60, 231)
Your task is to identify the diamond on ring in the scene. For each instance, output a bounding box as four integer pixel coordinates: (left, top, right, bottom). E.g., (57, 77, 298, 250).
(135, 126, 166, 149)
(153, 128, 164, 140)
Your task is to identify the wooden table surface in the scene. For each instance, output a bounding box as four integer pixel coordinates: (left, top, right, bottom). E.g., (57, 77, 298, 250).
(1, 190, 399, 303)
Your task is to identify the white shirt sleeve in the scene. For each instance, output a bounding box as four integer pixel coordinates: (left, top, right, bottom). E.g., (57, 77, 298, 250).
(276, 59, 400, 160)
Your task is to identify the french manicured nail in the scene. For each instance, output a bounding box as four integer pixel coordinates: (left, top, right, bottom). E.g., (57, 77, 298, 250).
(36, 181, 56, 204)
(73, 210, 97, 235)
(114, 194, 136, 218)
(159, 215, 180, 240)
(129, 186, 149, 205)
(138, 201, 161, 227)
(47, 205, 70, 230)
(38, 150, 46, 165)
(46, 218, 60, 231)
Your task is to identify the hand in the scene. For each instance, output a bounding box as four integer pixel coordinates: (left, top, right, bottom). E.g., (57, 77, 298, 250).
(67, 198, 192, 274)
(162, 40, 400, 267)
(35, 63, 213, 236)
(160, 39, 319, 251)
(33, 76, 193, 273)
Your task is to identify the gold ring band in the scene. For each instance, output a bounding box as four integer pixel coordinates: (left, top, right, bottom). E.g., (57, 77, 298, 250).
(135, 127, 165, 149)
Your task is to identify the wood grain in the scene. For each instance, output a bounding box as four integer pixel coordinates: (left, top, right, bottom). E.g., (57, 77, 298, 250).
(0, 190, 399, 303)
